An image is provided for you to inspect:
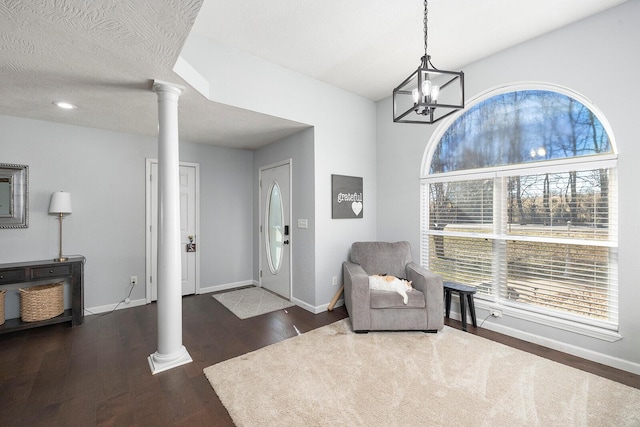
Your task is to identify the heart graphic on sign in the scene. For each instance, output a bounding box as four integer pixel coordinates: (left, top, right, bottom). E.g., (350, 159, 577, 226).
(351, 201, 363, 216)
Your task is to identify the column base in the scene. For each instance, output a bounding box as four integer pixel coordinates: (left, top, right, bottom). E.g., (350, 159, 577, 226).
(148, 345, 193, 375)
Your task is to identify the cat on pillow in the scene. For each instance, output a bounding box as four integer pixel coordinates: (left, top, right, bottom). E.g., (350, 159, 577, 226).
(369, 274, 413, 304)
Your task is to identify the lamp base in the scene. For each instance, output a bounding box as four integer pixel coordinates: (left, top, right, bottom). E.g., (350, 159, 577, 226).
(54, 256, 69, 262)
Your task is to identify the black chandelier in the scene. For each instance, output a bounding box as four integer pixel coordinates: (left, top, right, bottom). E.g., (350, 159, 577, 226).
(393, 0, 465, 124)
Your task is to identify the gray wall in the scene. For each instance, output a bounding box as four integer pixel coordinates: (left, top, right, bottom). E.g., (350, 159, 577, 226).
(179, 36, 378, 309)
(180, 142, 254, 287)
(0, 115, 254, 314)
(376, 1, 640, 372)
(253, 128, 316, 305)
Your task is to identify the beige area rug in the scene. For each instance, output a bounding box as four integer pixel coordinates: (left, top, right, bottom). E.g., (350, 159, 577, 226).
(212, 286, 294, 319)
(204, 319, 640, 426)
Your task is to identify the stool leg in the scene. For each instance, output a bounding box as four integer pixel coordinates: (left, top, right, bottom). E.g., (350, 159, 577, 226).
(445, 289, 451, 318)
(459, 292, 467, 332)
(467, 294, 477, 328)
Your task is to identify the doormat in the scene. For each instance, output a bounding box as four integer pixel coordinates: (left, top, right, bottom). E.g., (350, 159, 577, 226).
(212, 286, 294, 319)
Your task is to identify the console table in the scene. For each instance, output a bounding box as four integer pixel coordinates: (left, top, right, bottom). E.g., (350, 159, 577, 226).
(0, 256, 84, 334)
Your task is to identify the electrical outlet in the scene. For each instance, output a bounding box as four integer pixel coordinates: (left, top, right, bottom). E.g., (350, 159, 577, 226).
(490, 309, 502, 318)
(130, 276, 138, 286)
(332, 276, 338, 286)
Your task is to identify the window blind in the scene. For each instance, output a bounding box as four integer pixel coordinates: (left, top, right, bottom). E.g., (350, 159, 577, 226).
(422, 165, 618, 327)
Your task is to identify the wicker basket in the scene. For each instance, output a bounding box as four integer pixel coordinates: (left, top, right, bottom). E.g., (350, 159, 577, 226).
(0, 289, 5, 326)
(19, 282, 64, 322)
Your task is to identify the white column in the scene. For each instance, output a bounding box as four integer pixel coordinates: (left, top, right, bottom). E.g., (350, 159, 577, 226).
(148, 80, 192, 374)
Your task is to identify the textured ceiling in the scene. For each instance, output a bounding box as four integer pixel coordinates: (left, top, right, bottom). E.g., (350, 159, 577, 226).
(0, 1, 200, 138)
(0, 0, 630, 150)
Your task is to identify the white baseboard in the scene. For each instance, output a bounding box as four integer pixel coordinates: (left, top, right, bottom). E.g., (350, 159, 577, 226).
(446, 308, 640, 376)
(292, 297, 344, 314)
(86, 297, 147, 315)
(198, 280, 257, 294)
(198, 282, 343, 316)
(292, 297, 317, 313)
(483, 320, 640, 376)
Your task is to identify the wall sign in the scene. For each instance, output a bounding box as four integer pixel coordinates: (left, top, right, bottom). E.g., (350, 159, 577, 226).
(332, 174, 363, 219)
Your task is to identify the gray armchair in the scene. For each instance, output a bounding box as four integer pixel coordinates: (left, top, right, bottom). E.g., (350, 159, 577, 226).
(343, 241, 444, 332)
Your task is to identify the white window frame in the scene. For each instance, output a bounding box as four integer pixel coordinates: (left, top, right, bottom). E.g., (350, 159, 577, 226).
(420, 83, 620, 342)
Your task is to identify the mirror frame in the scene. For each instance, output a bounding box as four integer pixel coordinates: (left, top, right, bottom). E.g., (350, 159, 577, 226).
(0, 163, 29, 228)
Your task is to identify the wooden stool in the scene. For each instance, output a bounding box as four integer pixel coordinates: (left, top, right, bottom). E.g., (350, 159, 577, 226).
(443, 281, 477, 332)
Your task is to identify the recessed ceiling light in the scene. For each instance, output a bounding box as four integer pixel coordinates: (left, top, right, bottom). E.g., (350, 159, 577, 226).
(53, 101, 77, 110)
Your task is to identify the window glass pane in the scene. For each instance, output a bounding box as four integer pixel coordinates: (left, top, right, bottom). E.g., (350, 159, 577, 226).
(506, 168, 613, 240)
(505, 241, 617, 322)
(428, 236, 494, 296)
(266, 182, 283, 274)
(430, 90, 612, 174)
(429, 179, 493, 233)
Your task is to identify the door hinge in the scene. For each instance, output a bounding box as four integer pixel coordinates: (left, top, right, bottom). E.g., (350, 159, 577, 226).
(150, 276, 153, 283)
(260, 225, 262, 233)
(260, 270, 262, 278)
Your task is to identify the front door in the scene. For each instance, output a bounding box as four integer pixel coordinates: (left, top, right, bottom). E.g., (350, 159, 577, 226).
(147, 160, 199, 301)
(259, 162, 291, 300)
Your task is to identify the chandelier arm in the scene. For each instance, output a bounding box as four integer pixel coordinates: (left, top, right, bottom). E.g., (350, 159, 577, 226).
(428, 56, 439, 71)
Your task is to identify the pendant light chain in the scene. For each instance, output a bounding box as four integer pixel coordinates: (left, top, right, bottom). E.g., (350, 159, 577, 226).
(423, 0, 429, 59)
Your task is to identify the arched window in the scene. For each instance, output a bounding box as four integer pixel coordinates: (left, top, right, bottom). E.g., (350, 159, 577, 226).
(421, 84, 618, 335)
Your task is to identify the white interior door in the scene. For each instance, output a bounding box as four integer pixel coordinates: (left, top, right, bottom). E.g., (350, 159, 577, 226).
(147, 160, 198, 301)
(260, 162, 291, 300)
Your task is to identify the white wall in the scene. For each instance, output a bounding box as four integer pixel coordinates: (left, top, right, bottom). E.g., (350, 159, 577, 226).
(0, 115, 254, 316)
(376, 1, 640, 373)
(179, 35, 377, 308)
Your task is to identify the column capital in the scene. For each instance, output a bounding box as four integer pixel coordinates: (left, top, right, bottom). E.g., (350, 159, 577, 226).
(152, 80, 185, 97)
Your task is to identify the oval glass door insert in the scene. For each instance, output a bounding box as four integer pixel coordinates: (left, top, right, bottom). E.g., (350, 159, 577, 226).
(266, 181, 284, 274)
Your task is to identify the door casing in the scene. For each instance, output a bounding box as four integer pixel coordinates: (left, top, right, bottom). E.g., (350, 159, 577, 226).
(259, 159, 292, 300)
(145, 158, 200, 302)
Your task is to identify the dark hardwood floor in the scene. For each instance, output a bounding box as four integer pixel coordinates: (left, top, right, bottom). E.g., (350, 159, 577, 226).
(1, 293, 638, 426)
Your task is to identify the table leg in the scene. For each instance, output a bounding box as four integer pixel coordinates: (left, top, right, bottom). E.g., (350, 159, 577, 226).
(444, 289, 451, 318)
(460, 292, 467, 332)
(467, 294, 477, 327)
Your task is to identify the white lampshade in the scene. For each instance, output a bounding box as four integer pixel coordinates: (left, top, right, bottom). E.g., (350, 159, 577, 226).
(49, 191, 72, 214)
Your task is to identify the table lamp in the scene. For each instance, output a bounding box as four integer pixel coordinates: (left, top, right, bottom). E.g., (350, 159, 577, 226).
(49, 191, 72, 262)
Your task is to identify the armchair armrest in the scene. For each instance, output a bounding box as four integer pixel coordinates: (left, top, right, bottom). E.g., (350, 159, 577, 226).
(343, 261, 371, 331)
(406, 262, 444, 330)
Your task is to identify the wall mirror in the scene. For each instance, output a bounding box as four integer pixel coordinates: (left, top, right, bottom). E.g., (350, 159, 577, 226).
(0, 163, 29, 228)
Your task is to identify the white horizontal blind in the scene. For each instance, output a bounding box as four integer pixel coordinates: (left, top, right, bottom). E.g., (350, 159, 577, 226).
(504, 169, 616, 240)
(503, 241, 618, 323)
(501, 167, 618, 324)
(427, 178, 495, 296)
(428, 179, 493, 232)
(428, 236, 494, 296)
(422, 165, 618, 327)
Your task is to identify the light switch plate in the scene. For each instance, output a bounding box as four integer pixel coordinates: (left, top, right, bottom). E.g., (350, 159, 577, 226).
(297, 219, 308, 229)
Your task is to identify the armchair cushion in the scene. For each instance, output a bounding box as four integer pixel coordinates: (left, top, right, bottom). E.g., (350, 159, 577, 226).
(370, 290, 426, 309)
